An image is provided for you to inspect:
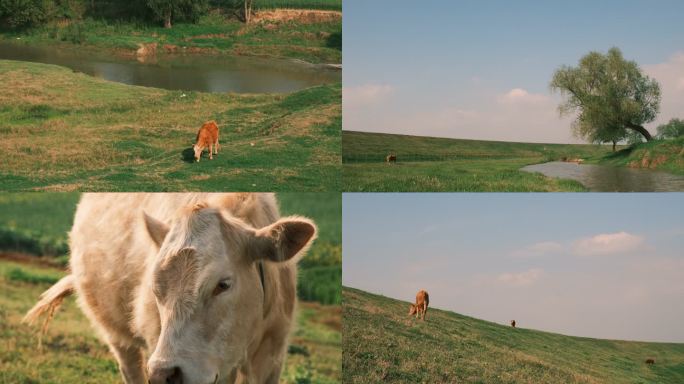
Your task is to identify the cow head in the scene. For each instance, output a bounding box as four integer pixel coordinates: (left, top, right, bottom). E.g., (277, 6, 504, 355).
(408, 304, 417, 316)
(142, 205, 317, 384)
(193, 144, 203, 162)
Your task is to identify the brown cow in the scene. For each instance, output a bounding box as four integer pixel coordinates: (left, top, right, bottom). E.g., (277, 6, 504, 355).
(408, 290, 429, 320)
(646, 358, 656, 365)
(386, 154, 397, 164)
(193, 120, 219, 162)
(511, 320, 516, 328)
(24, 193, 317, 384)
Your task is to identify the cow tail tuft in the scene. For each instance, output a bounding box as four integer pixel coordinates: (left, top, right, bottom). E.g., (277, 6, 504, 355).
(23, 275, 75, 347)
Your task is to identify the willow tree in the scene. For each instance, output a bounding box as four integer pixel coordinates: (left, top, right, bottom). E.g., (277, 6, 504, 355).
(550, 47, 660, 144)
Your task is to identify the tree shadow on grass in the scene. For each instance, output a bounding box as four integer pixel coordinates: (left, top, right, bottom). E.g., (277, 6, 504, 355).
(603, 145, 636, 160)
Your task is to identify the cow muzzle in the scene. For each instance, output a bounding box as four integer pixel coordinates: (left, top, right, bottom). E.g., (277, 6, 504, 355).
(149, 365, 183, 384)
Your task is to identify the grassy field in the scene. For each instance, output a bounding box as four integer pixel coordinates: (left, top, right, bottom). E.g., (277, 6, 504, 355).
(0, 60, 340, 191)
(343, 286, 684, 384)
(0, 259, 340, 384)
(0, 192, 341, 305)
(0, 8, 341, 64)
(342, 131, 616, 192)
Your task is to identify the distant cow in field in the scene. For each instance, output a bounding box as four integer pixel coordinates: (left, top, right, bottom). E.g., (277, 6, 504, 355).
(646, 358, 656, 365)
(408, 290, 429, 321)
(24, 193, 318, 384)
(193, 120, 219, 162)
(386, 154, 397, 164)
(511, 320, 516, 328)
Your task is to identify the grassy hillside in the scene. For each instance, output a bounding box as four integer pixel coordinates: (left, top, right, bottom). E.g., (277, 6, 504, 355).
(0, 193, 341, 304)
(0, 60, 340, 191)
(600, 137, 684, 175)
(0, 259, 340, 383)
(343, 287, 684, 384)
(342, 131, 616, 192)
(0, 8, 341, 64)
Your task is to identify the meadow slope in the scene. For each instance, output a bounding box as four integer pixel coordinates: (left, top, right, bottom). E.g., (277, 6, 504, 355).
(343, 287, 684, 384)
(0, 60, 341, 191)
(341, 131, 684, 192)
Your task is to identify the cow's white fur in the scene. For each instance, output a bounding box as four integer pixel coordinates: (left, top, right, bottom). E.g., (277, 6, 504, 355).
(25, 193, 317, 384)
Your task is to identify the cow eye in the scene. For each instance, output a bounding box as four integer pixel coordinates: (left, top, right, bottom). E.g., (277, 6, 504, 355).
(213, 279, 232, 296)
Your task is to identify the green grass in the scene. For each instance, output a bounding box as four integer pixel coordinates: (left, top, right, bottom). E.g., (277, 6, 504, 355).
(343, 286, 684, 384)
(253, 0, 342, 11)
(0, 259, 340, 383)
(0, 60, 341, 191)
(0, 9, 341, 64)
(342, 131, 617, 192)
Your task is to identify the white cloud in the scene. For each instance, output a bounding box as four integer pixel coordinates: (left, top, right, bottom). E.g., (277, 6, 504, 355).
(343, 83, 394, 108)
(497, 88, 550, 105)
(512, 241, 563, 258)
(643, 52, 684, 128)
(497, 268, 544, 286)
(572, 231, 644, 256)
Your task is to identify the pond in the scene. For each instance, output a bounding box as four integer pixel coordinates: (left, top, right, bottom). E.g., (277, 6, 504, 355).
(0, 41, 340, 93)
(521, 161, 684, 192)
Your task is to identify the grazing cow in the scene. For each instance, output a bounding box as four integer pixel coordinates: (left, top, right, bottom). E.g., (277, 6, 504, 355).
(386, 154, 397, 164)
(510, 320, 516, 328)
(194, 120, 219, 162)
(408, 290, 429, 321)
(646, 358, 656, 365)
(24, 193, 317, 384)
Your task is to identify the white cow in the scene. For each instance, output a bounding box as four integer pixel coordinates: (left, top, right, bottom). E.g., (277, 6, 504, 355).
(25, 193, 317, 384)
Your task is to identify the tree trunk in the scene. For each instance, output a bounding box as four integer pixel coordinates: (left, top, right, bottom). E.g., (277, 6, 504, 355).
(164, 10, 172, 29)
(626, 122, 652, 141)
(612, 140, 616, 152)
(244, 0, 252, 24)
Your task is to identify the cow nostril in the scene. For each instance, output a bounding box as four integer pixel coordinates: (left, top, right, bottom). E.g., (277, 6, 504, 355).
(149, 366, 182, 384)
(169, 366, 182, 384)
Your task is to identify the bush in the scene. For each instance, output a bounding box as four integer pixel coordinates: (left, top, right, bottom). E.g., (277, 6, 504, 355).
(0, 226, 68, 257)
(657, 118, 684, 140)
(0, 0, 53, 28)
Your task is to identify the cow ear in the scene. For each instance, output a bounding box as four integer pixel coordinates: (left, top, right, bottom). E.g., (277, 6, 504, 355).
(143, 212, 170, 248)
(251, 217, 317, 263)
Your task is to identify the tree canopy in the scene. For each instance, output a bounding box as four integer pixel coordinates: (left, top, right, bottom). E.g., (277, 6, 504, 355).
(656, 118, 684, 139)
(550, 47, 660, 144)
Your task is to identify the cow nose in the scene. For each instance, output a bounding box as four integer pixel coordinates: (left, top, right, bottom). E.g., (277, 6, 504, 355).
(149, 366, 182, 384)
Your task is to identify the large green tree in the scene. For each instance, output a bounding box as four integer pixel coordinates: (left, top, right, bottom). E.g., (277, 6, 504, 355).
(550, 47, 660, 144)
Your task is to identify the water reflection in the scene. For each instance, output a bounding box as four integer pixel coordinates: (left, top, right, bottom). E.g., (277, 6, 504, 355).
(521, 161, 684, 192)
(0, 41, 340, 93)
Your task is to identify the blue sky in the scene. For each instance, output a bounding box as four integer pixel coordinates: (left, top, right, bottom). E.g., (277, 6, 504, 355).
(342, 193, 684, 342)
(343, 0, 684, 143)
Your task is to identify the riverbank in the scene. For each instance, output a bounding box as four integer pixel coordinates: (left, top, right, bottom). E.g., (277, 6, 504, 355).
(597, 137, 684, 175)
(342, 131, 683, 192)
(0, 60, 341, 191)
(0, 9, 341, 65)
